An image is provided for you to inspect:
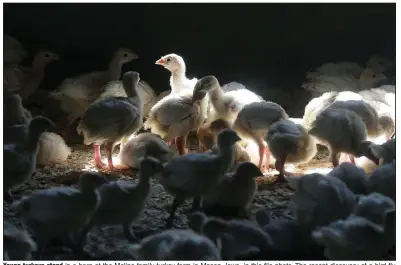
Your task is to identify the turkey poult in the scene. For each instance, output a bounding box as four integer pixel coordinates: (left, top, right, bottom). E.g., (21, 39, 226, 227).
(367, 160, 395, 202)
(203, 162, 263, 216)
(327, 162, 368, 195)
(232, 101, 289, 173)
(5, 121, 71, 166)
(3, 221, 37, 261)
(201, 119, 252, 171)
(192, 75, 263, 125)
(288, 173, 356, 229)
(307, 106, 372, 168)
(365, 138, 396, 166)
(98, 79, 157, 119)
(327, 99, 392, 141)
(312, 192, 395, 260)
(302, 55, 393, 97)
(117, 132, 173, 169)
(358, 85, 395, 134)
(51, 48, 138, 135)
(319, 99, 391, 164)
(155, 53, 198, 94)
(144, 83, 208, 155)
(147, 53, 208, 151)
(161, 129, 241, 227)
(253, 209, 326, 260)
(266, 119, 317, 182)
(12, 172, 108, 256)
(4, 116, 55, 202)
(35, 132, 72, 166)
(78, 157, 164, 245)
(77, 71, 143, 170)
(15, 50, 60, 101)
(127, 229, 221, 260)
(189, 212, 272, 260)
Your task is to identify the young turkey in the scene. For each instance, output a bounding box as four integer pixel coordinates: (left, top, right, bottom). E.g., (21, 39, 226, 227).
(77, 71, 143, 170)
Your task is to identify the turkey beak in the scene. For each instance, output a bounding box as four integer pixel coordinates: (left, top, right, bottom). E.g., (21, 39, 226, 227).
(155, 58, 165, 65)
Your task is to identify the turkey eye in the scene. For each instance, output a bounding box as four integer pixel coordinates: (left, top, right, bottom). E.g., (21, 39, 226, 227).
(123, 53, 128, 57)
(372, 74, 376, 78)
(44, 53, 50, 58)
(166, 58, 171, 62)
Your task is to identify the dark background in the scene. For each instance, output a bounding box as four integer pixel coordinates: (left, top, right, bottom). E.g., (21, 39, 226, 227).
(4, 3, 396, 98)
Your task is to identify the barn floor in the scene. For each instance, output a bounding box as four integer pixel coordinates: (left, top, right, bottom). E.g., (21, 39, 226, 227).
(3, 141, 338, 260)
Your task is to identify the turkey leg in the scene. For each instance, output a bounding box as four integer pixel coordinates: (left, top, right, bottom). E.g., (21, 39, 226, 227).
(94, 144, 107, 168)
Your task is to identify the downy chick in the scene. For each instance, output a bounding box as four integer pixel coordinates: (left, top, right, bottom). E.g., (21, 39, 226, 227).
(288, 173, 357, 229)
(78, 156, 164, 244)
(13, 172, 108, 256)
(327, 162, 368, 195)
(203, 162, 262, 216)
(328, 99, 388, 139)
(161, 129, 241, 227)
(312, 193, 395, 260)
(367, 160, 395, 202)
(203, 118, 252, 170)
(117, 132, 173, 169)
(192, 75, 263, 125)
(364, 138, 396, 166)
(189, 211, 272, 260)
(127, 229, 221, 260)
(52, 48, 138, 136)
(254, 212, 326, 260)
(77, 71, 143, 170)
(232, 101, 289, 173)
(3, 221, 37, 260)
(4, 116, 55, 202)
(307, 106, 371, 167)
(35, 132, 72, 166)
(266, 119, 317, 182)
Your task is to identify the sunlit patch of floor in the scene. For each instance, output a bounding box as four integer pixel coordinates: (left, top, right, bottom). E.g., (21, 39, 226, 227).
(302, 167, 333, 175)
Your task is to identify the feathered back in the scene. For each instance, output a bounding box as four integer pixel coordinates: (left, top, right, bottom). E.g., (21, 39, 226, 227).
(302, 92, 337, 130)
(36, 132, 71, 166)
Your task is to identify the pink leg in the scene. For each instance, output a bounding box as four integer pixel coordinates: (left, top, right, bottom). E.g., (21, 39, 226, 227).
(167, 139, 175, 146)
(274, 156, 291, 183)
(104, 143, 115, 170)
(94, 145, 107, 168)
(258, 144, 265, 170)
(176, 135, 188, 155)
(264, 146, 271, 171)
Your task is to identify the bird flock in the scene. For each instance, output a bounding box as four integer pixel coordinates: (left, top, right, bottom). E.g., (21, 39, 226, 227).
(3, 34, 396, 261)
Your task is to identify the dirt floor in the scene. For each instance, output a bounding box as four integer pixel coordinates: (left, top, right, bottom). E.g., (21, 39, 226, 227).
(7, 137, 393, 260)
